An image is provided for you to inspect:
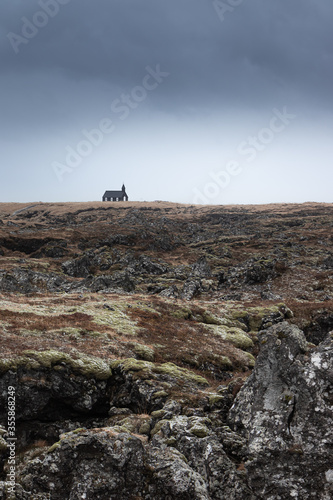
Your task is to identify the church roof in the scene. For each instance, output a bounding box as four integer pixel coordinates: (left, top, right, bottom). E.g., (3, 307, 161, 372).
(103, 190, 126, 198)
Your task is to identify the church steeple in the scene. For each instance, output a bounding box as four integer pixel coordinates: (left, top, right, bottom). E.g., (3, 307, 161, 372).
(122, 184, 126, 193)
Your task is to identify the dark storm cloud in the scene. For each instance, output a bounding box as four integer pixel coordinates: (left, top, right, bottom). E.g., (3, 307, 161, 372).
(1, 0, 332, 115)
(1, 0, 332, 205)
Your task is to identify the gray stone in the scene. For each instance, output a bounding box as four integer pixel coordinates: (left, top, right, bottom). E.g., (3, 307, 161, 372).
(229, 322, 333, 499)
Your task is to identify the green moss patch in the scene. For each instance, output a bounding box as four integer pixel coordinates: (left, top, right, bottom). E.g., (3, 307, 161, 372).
(90, 303, 138, 335)
(154, 363, 209, 386)
(170, 307, 193, 320)
(131, 343, 155, 361)
(0, 350, 112, 380)
(111, 358, 209, 386)
(205, 325, 254, 350)
(230, 303, 293, 332)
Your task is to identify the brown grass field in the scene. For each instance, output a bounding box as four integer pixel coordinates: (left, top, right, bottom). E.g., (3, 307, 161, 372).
(0, 201, 332, 385)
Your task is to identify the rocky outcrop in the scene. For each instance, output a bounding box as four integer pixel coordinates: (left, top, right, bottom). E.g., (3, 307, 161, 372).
(0, 354, 232, 499)
(0, 269, 67, 293)
(87, 271, 136, 293)
(0, 237, 53, 255)
(18, 429, 210, 500)
(218, 257, 278, 288)
(159, 284, 179, 298)
(303, 310, 333, 345)
(15, 415, 255, 500)
(62, 255, 92, 278)
(229, 322, 333, 499)
(181, 279, 202, 300)
(0, 202, 332, 498)
(0, 323, 332, 499)
(191, 256, 211, 278)
(0, 351, 112, 424)
(123, 254, 169, 276)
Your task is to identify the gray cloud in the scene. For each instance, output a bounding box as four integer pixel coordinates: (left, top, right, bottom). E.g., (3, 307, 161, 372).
(1, 0, 332, 203)
(2, 1, 332, 108)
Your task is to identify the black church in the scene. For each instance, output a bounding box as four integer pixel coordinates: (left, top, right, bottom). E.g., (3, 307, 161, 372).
(102, 184, 128, 202)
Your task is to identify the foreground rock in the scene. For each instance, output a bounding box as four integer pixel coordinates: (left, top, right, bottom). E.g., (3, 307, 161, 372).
(229, 322, 333, 500)
(0, 322, 332, 499)
(17, 426, 251, 500)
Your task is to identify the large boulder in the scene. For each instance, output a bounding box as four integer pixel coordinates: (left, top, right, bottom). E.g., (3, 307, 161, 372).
(150, 415, 254, 500)
(181, 279, 202, 300)
(0, 351, 112, 423)
(191, 256, 211, 278)
(228, 322, 333, 499)
(18, 428, 210, 500)
(62, 255, 92, 278)
(125, 255, 169, 275)
(88, 271, 136, 293)
(0, 269, 66, 293)
(218, 258, 277, 288)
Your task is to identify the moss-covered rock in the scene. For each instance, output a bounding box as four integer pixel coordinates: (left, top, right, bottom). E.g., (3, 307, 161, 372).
(131, 343, 155, 362)
(188, 417, 211, 438)
(170, 307, 193, 320)
(242, 351, 256, 368)
(151, 419, 170, 437)
(151, 390, 169, 400)
(151, 409, 167, 419)
(111, 358, 209, 386)
(208, 393, 227, 406)
(0, 350, 112, 380)
(154, 362, 209, 386)
(47, 441, 61, 453)
(190, 424, 210, 438)
(139, 421, 151, 436)
(110, 358, 151, 373)
(92, 302, 138, 335)
(206, 325, 254, 350)
(197, 310, 223, 325)
(230, 303, 293, 332)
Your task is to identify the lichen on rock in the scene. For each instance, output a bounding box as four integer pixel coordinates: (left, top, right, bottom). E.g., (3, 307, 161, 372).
(228, 322, 333, 499)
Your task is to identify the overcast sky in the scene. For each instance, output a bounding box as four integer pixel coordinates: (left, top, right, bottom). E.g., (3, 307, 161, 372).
(1, 0, 332, 204)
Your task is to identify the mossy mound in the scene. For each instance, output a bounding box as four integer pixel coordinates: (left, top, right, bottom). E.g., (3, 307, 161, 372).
(91, 303, 138, 335)
(230, 303, 293, 332)
(0, 350, 112, 380)
(111, 358, 209, 386)
(189, 416, 212, 438)
(131, 343, 155, 361)
(170, 307, 193, 320)
(206, 325, 254, 350)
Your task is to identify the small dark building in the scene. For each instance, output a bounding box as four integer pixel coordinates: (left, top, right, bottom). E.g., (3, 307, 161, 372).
(102, 184, 128, 202)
